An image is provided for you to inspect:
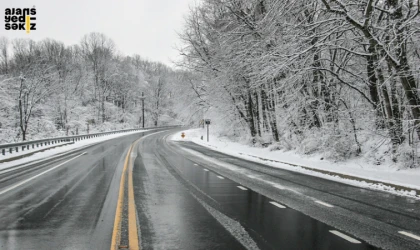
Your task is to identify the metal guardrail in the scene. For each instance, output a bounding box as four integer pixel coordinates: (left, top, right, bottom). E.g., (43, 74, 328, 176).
(0, 126, 177, 156)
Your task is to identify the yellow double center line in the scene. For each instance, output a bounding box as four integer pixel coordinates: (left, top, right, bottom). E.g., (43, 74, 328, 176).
(110, 138, 141, 250)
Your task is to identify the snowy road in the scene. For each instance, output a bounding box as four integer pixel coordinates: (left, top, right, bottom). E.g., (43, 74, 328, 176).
(0, 128, 419, 249)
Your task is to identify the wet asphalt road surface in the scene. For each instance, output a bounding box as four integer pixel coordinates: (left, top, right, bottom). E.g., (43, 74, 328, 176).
(173, 139, 420, 250)
(0, 129, 163, 250)
(133, 130, 416, 250)
(1, 128, 419, 250)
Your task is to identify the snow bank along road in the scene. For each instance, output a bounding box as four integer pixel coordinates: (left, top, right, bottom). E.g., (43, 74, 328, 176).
(0, 128, 419, 249)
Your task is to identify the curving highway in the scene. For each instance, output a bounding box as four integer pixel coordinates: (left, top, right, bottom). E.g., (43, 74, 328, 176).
(0, 128, 419, 250)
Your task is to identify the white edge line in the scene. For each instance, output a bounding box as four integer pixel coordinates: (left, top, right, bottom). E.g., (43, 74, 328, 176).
(203, 169, 209, 171)
(399, 231, 420, 241)
(272, 184, 285, 190)
(315, 200, 334, 208)
(0, 152, 86, 196)
(237, 186, 248, 191)
(330, 230, 361, 244)
(217, 175, 225, 179)
(193, 164, 198, 166)
(269, 201, 286, 208)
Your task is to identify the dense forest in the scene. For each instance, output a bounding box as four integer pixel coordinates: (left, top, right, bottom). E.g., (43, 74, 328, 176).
(178, 0, 420, 167)
(0, 33, 197, 143)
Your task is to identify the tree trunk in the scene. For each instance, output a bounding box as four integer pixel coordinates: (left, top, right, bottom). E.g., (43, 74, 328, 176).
(261, 87, 270, 134)
(388, 62, 404, 145)
(366, 42, 384, 128)
(246, 90, 257, 139)
(268, 83, 280, 142)
(254, 91, 261, 137)
(388, 0, 420, 140)
(101, 96, 106, 123)
(377, 65, 400, 160)
(22, 129, 26, 141)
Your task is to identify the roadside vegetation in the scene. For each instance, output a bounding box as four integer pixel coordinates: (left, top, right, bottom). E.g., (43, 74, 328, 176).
(0, 33, 195, 143)
(178, 0, 420, 168)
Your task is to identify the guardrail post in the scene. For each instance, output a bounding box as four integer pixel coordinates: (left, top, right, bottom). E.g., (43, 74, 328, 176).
(15, 146, 18, 152)
(9, 148, 12, 153)
(2, 149, 5, 155)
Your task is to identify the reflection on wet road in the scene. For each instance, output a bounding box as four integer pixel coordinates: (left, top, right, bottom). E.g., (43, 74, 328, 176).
(0, 131, 153, 250)
(134, 131, 381, 250)
(1, 128, 419, 250)
(134, 133, 244, 249)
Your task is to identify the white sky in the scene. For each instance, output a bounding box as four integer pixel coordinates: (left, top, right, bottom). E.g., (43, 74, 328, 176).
(0, 0, 196, 67)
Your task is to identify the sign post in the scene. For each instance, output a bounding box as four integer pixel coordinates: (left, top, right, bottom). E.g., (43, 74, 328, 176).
(205, 119, 211, 142)
(140, 92, 145, 128)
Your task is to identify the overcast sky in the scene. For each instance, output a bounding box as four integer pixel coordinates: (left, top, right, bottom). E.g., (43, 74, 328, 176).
(0, 0, 196, 67)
